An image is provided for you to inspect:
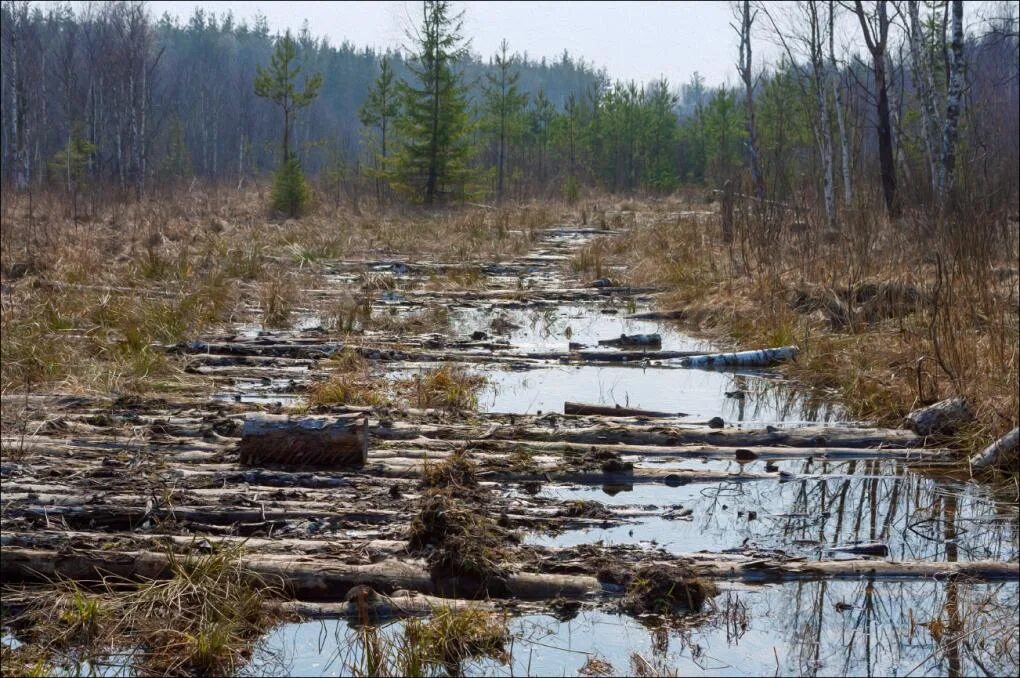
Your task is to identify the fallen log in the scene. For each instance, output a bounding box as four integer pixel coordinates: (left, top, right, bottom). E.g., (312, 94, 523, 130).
(282, 592, 493, 620)
(681, 346, 798, 368)
(597, 333, 662, 348)
(824, 542, 890, 557)
(564, 402, 684, 418)
(697, 556, 1019, 583)
(378, 421, 925, 449)
(904, 397, 972, 436)
(0, 547, 600, 601)
(970, 427, 1020, 471)
(625, 309, 687, 321)
(238, 413, 368, 467)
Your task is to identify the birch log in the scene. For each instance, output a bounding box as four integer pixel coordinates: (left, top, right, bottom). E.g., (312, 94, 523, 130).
(681, 346, 798, 368)
(970, 427, 1020, 471)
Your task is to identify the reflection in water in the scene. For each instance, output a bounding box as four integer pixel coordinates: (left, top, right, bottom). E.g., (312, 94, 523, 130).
(526, 464, 1018, 562)
(246, 581, 1019, 677)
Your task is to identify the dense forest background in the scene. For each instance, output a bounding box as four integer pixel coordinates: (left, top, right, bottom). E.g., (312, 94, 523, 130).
(1, 0, 1018, 209)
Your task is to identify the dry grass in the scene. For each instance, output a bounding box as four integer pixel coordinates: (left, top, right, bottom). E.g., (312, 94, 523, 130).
(351, 606, 510, 677)
(398, 365, 487, 411)
(4, 542, 283, 676)
(410, 451, 517, 585)
(0, 184, 550, 396)
(308, 349, 392, 408)
(600, 198, 1019, 460)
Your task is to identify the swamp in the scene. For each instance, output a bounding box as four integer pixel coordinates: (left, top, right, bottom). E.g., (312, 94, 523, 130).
(1, 1, 1018, 676)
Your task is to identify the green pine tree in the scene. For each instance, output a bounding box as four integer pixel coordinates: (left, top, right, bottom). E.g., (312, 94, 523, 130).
(359, 56, 401, 203)
(481, 39, 528, 201)
(393, 1, 473, 204)
(255, 30, 322, 216)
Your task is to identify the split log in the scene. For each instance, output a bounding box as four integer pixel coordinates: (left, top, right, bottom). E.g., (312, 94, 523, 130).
(238, 414, 368, 467)
(970, 427, 1020, 471)
(681, 346, 798, 368)
(904, 397, 972, 436)
(564, 402, 684, 418)
(597, 333, 662, 348)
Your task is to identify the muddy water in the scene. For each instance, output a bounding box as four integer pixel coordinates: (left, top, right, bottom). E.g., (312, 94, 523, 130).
(248, 580, 1019, 676)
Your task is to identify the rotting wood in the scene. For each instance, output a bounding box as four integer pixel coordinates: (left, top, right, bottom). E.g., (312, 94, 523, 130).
(564, 402, 684, 418)
(238, 413, 369, 467)
(681, 346, 799, 368)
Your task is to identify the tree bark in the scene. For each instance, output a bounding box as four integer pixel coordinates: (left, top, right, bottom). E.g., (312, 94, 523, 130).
(238, 414, 369, 467)
(938, 0, 965, 205)
(680, 346, 798, 368)
(970, 427, 1020, 471)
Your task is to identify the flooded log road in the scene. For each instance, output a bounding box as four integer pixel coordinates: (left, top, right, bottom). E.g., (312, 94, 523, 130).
(2, 216, 1017, 676)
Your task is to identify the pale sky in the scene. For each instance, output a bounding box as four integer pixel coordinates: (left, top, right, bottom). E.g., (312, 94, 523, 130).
(147, 1, 750, 86)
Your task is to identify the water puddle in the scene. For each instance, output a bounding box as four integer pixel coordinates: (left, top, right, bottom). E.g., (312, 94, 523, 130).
(246, 580, 1019, 677)
(450, 303, 702, 353)
(521, 466, 1018, 562)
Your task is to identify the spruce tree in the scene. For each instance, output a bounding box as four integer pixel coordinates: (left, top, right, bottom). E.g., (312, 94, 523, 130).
(359, 56, 401, 203)
(394, 1, 473, 204)
(255, 31, 322, 216)
(481, 39, 528, 201)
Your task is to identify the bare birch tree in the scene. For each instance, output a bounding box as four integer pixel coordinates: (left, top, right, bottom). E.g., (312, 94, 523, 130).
(734, 0, 765, 200)
(938, 0, 965, 204)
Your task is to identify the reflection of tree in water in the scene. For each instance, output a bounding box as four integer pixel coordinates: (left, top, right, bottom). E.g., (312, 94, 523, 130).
(688, 460, 1017, 562)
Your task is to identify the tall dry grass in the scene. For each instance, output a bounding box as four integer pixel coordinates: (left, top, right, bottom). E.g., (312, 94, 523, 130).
(581, 192, 1019, 455)
(0, 183, 555, 396)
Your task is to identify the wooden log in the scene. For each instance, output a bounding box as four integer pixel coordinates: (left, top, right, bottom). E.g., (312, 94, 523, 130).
(697, 556, 1020, 583)
(625, 309, 687, 321)
(238, 414, 368, 467)
(282, 592, 493, 620)
(681, 346, 798, 368)
(597, 333, 662, 348)
(824, 542, 890, 557)
(379, 421, 925, 449)
(564, 402, 684, 418)
(0, 547, 600, 601)
(904, 397, 972, 436)
(970, 427, 1020, 471)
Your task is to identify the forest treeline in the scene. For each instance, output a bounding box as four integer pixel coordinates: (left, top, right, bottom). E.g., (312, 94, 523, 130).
(1, 0, 1018, 211)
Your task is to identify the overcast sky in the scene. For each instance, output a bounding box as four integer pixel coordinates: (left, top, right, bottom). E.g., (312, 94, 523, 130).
(147, 1, 755, 86)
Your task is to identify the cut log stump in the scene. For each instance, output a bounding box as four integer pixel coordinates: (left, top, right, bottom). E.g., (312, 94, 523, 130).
(681, 346, 798, 368)
(238, 413, 369, 467)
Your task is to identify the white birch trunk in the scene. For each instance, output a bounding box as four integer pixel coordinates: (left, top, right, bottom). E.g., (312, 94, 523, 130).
(681, 346, 799, 368)
(908, 1, 942, 195)
(829, 1, 852, 204)
(938, 0, 965, 202)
